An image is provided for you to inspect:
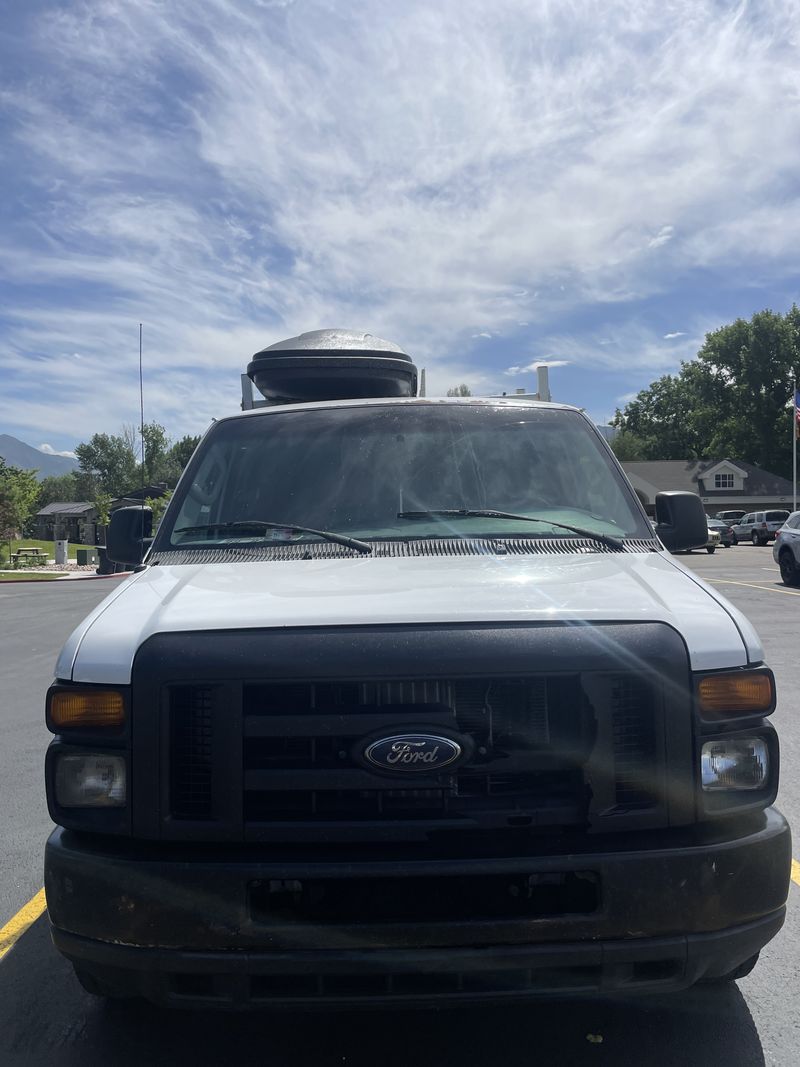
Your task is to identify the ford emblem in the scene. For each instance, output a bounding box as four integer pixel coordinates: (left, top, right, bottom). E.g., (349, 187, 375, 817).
(363, 734, 462, 773)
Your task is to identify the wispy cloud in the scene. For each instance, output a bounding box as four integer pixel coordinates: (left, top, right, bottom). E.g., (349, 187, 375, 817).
(648, 226, 675, 249)
(663, 331, 686, 339)
(532, 320, 709, 374)
(505, 359, 570, 375)
(39, 443, 77, 459)
(2, 1, 800, 445)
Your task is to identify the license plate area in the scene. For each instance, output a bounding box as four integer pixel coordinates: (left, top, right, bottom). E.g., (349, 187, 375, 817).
(249, 870, 600, 924)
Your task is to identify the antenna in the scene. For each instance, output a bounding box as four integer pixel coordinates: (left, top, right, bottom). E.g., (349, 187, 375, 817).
(139, 323, 146, 544)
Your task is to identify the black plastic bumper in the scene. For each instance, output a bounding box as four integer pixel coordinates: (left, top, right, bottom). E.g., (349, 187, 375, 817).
(45, 809, 792, 1008)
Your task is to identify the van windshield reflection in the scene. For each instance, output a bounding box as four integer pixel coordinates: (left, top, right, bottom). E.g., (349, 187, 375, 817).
(159, 403, 650, 549)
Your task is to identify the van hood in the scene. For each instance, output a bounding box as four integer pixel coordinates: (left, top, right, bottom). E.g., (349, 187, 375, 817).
(58, 551, 762, 683)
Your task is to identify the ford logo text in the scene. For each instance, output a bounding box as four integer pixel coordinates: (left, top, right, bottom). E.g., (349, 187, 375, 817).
(363, 734, 462, 772)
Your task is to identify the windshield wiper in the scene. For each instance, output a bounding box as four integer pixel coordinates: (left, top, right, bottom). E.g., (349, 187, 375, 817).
(173, 521, 373, 555)
(396, 509, 626, 551)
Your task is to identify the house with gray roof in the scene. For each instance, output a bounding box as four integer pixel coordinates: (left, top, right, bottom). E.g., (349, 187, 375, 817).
(620, 459, 796, 515)
(35, 502, 98, 543)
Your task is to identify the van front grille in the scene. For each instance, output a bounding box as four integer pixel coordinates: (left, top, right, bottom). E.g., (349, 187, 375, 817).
(169, 686, 214, 818)
(166, 671, 663, 839)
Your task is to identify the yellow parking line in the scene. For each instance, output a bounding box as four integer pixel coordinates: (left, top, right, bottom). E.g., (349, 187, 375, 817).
(705, 578, 800, 597)
(793, 860, 800, 888)
(0, 888, 47, 961)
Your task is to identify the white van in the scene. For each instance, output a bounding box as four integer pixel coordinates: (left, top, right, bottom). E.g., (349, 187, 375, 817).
(43, 331, 791, 1008)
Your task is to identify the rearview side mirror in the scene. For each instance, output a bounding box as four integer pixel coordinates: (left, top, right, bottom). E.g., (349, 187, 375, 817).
(654, 491, 708, 553)
(107, 506, 153, 566)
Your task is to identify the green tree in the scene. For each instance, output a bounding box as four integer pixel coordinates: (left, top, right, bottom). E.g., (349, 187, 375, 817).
(140, 422, 172, 485)
(145, 489, 173, 527)
(446, 384, 473, 396)
(93, 492, 113, 548)
(94, 492, 112, 529)
(38, 472, 79, 509)
(74, 424, 202, 499)
(0, 459, 41, 540)
(609, 430, 648, 461)
(614, 306, 800, 476)
(697, 307, 800, 474)
(168, 434, 201, 473)
(141, 424, 202, 487)
(75, 431, 139, 497)
(73, 470, 99, 501)
(611, 366, 712, 460)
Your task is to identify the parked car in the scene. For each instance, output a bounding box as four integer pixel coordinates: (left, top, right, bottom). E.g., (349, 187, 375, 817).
(666, 525, 720, 554)
(715, 510, 746, 524)
(730, 511, 790, 546)
(704, 527, 721, 553)
(772, 511, 800, 586)
(707, 519, 734, 547)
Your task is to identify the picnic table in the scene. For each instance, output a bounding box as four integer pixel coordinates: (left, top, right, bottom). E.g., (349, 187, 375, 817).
(10, 547, 49, 566)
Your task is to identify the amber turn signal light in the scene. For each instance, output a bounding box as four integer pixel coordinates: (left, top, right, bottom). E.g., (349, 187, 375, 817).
(49, 690, 125, 729)
(697, 671, 774, 716)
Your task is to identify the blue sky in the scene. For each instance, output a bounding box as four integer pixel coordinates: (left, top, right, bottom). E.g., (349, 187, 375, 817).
(2, 0, 800, 456)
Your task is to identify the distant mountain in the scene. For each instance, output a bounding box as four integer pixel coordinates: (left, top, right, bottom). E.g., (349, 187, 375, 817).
(0, 435, 79, 480)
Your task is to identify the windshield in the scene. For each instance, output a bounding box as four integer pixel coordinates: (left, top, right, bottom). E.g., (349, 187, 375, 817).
(157, 403, 651, 549)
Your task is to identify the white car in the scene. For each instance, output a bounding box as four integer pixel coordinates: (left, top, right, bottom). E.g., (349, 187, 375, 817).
(705, 527, 721, 554)
(665, 525, 719, 554)
(772, 511, 800, 586)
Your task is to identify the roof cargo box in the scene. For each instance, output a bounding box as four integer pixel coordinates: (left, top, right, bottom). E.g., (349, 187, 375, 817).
(246, 329, 417, 405)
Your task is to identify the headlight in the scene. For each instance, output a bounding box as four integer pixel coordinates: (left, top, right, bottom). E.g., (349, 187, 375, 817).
(54, 753, 127, 808)
(701, 738, 769, 792)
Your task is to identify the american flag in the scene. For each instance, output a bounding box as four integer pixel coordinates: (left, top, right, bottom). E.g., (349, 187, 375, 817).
(796, 388, 800, 439)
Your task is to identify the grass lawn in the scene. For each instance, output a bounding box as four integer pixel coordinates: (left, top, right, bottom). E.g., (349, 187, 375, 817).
(0, 572, 66, 581)
(0, 538, 96, 566)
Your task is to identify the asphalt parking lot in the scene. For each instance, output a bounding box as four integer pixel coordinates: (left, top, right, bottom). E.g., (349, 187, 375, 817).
(0, 548, 797, 1066)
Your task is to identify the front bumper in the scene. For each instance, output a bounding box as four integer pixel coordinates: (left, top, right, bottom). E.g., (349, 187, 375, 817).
(45, 810, 791, 1007)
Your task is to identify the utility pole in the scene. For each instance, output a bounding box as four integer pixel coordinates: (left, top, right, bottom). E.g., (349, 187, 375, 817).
(794, 382, 798, 513)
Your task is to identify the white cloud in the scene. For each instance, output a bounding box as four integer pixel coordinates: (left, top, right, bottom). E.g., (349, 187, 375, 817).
(38, 443, 77, 458)
(532, 319, 709, 373)
(2, 0, 800, 441)
(663, 331, 686, 339)
(505, 359, 570, 375)
(648, 226, 675, 249)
